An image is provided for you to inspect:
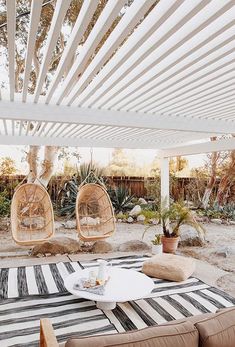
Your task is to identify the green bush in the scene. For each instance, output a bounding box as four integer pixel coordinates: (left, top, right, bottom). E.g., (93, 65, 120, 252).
(0, 190, 11, 217)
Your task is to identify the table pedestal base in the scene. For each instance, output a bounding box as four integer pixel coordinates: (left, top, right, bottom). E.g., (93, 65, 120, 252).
(96, 301, 116, 310)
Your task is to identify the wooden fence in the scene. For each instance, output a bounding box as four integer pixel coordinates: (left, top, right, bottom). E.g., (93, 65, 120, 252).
(0, 174, 195, 202)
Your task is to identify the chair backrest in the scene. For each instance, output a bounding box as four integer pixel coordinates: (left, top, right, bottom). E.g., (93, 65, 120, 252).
(11, 183, 54, 245)
(76, 183, 115, 241)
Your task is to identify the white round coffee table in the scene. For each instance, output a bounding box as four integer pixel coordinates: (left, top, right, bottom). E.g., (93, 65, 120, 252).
(64, 267, 154, 310)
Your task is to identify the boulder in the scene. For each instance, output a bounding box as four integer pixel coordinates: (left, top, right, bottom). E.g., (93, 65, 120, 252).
(127, 217, 134, 223)
(214, 246, 235, 258)
(179, 229, 205, 247)
(91, 241, 113, 253)
(62, 220, 76, 229)
(31, 236, 81, 256)
(117, 219, 122, 223)
(138, 198, 148, 205)
(129, 205, 141, 216)
(149, 218, 158, 225)
(118, 240, 151, 252)
(229, 220, 235, 225)
(211, 218, 222, 225)
(137, 214, 146, 222)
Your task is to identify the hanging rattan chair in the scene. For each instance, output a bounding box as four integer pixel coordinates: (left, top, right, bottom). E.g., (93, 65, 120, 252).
(11, 183, 54, 246)
(76, 183, 115, 242)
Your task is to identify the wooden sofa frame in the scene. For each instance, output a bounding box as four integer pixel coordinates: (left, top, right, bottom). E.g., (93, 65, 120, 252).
(40, 319, 59, 347)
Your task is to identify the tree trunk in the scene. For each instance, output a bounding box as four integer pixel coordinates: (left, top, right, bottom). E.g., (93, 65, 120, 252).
(27, 146, 40, 183)
(38, 146, 59, 187)
(216, 150, 235, 206)
(202, 138, 218, 208)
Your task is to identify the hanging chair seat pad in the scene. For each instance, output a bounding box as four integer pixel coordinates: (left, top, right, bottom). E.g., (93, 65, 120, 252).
(76, 183, 115, 242)
(11, 183, 54, 246)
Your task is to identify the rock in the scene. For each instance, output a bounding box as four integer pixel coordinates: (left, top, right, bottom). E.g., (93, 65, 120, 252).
(179, 229, 205, 247)
(117, 219, 122, 223)
(137, 214, 146, 222)
(214, 247, 229, 258)
(229, 220, 235, 225)
(211, 218, 222, 225)
(127, 217, 134, 223)
(80, 217, 100, 225)
(118, 240, 151, 252)
(31, 236, 81, 256)
(129, 205, 141, 216)
(91, 241, 113, 253)
(0, 217, 10, 231)
(138, 198, 147, 205)
(222, 220, 230, 225)
(214, 246, 235, 258)
(149, 218, 158, 225)
(62, 220, 76, 229)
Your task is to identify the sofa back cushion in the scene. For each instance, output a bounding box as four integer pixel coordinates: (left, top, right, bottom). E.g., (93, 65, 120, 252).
(195, 306, 235, 347)
(65, 321, 198, 347)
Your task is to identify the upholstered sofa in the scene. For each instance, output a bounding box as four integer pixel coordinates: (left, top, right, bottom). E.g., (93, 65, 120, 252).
(40, 307, 235, 347)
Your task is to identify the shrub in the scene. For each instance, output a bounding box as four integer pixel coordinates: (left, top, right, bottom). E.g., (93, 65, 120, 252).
(0, 190, 11, 217)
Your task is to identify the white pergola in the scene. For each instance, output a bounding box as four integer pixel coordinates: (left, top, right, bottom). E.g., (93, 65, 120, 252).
(1, 0, 235, 203)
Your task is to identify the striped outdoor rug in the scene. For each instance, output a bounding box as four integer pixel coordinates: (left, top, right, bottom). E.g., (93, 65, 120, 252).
(0, 255, 235, 346)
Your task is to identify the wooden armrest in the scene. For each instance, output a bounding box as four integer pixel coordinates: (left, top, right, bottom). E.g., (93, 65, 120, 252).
(40, 319, 59, 347)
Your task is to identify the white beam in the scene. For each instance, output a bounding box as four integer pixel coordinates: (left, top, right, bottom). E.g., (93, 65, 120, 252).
(0, 100, 232, 134)
(33, 0, 71, 103)
(45, 0, 98, 104)
(160, 137, 235, 157)
(55, 0, 126, 105)
(68, 0, 156, 105)
(22, 0, 43, 102)
(0, 134, 164, 150)
(161, 157, 170, 207)
(6, 0, 16, 101)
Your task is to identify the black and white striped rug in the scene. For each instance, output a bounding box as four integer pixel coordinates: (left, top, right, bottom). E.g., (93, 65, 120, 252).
(0, 255, 235, 347)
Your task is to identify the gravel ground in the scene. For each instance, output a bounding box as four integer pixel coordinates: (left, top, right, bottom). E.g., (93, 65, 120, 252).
(0, 219, 234, 296)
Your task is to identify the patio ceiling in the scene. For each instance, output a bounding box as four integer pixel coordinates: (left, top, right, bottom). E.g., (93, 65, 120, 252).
(0, 0, 235, 153)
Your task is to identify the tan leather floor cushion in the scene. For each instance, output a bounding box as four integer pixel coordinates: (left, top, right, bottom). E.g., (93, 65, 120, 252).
(65, 321, 198, 347)
(195, 306, 235, 347)
(142, 253, 195, 281)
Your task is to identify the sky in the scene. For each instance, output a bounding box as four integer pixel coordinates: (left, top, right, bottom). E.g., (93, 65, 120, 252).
(0, 145, 206, 174)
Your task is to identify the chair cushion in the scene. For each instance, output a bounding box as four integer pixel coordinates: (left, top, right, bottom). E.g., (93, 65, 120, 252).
(195, 306, 235, 347)
(65, 321, 198, 347)
(142, 253, 195, 282)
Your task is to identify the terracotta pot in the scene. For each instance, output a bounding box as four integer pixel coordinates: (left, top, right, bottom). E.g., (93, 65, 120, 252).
(161, 236, 179, 254)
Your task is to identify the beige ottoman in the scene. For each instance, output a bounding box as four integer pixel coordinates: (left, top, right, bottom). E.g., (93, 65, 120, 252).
(142, 253, 196, 282)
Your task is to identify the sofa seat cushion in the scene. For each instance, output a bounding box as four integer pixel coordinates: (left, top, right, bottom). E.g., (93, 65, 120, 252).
(65, 321, 198, 347)
(195, 306, 235, 347)
(142, 253, 195, 282)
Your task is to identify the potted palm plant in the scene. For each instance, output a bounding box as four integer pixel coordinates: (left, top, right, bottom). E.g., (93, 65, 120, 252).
(159, 201, 205, 253)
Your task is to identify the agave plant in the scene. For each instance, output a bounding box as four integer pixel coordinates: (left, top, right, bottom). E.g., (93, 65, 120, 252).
(108, 186, 134, 213)
(58, 163, 105, 217)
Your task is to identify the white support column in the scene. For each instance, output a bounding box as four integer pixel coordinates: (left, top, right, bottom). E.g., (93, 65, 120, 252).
(161, 157, 170, 207)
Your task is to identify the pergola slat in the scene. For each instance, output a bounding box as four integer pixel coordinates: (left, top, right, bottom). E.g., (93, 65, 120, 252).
(76, 0, 183, 107)
(45, 0, 99, 104)
(6, 0, 16, 101)
(22, 0, 43, 102)
(33, 0, 72, 103)
(66, 0, 156, 106)
(97, 0, 234, 110)
(55, 0, 126, 105)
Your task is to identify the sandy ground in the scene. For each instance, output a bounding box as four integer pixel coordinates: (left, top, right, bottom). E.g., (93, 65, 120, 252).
(0, 220, 234, 296)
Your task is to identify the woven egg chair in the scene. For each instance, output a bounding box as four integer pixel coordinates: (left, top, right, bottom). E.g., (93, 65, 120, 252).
(76, 183, 115, 242)
(11, 183, 54, 246)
